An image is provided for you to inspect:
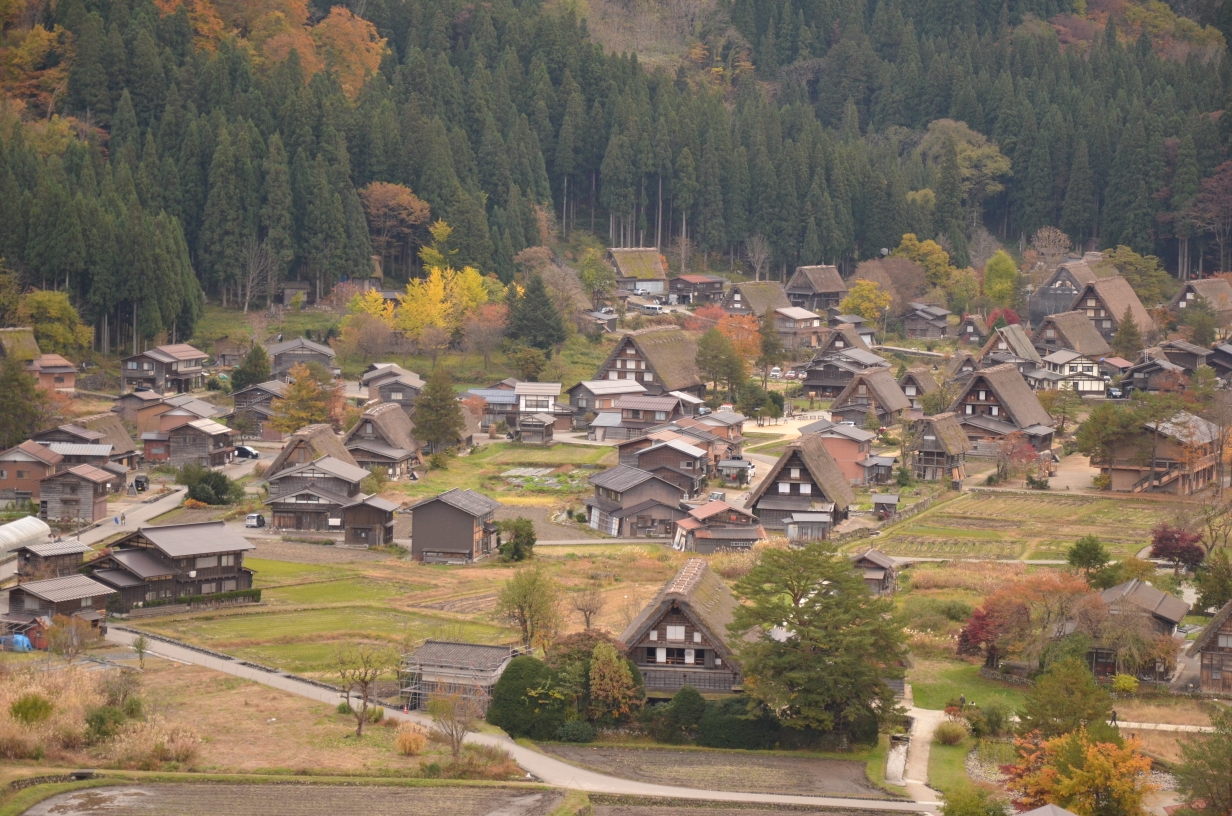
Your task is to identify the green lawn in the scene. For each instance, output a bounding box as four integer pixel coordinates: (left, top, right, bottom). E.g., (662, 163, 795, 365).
(401, 442, 613, 501)
(927, 735, 975, 794)
(188, 304, 340, 350)
(909, 659, 1026, 712)
(246, 558, 355, 587)
(746, 440, 790, 458)
(263, 578, 428, 605)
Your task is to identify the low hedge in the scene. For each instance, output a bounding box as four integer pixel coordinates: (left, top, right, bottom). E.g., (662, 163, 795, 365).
(138, 588, 262, 608)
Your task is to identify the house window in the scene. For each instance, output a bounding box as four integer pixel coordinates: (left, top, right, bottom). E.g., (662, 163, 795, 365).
(14, 470, 23, 479)
(666, 625, 685, 641)
(790, 468, 800, 479)
(965, 405, 974, 415)
(694, 631, 702, 643)
(1102, 320, 1112, 328)
(195, 556, 219, 569)
(644, 372, 653, 382)
(799, 483, 811, 495)
(1220, 634, 1232, 648)
(990, 406, 999, 416)
(126, 361, 137, 370)
(201, 582, 216, 594)
(685, 649, 695, 664)
(0, 470, 5, 479)
(778, 482, 790, 493)
(966, 326, 974, 333)
(142, 362, 152, 370)
(656, 647, 667, 663)
(608, 370, 618, 380)
(578, 398, 588, 409)
(1046, 329, 1055, 338)
(649, 629, 657, 640)
(222, 580, 237, 591)
(977, 390, 986, 401)
(681, 461, 693, 470)
(391, 391, 403, 401)
(81, 597, 92, 607)
(364, 422, 373, 434)
(905, 385, 916, 396)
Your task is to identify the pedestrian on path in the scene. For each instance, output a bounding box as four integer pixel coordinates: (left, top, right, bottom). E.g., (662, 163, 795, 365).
(1111, 709, 1117, 725)
(121, 513, 126, 525)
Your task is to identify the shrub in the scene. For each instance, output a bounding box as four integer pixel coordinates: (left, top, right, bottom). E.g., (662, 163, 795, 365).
(1112, 674, 1140, 694)
(183, 498, 209, 509)
(10, 693, 53, 725)
(574, 511, 587, 523)
(964, 708, 990, 738)
(102, 672, 140, 707)
(122, 696, 144, 719)
(1092, 473, 1112, 490)
(669, 685, 706, 731)
(106, 715, 199, 769)
(420, 761, 443, 778)
(1025, 474, 1050, 490)
(337, 702, 353, 715)
(428, 452, 451, 470)
(982, 700, 1011, 737)
(366, 705, 384, 723)
(555, 721, 595, 742)
(396, 728, 427, 756)
(696, 697, 779, 749)
(85, 706, 127, 743)
(486, 655, 559, 738)
(933, 720, 968, 745)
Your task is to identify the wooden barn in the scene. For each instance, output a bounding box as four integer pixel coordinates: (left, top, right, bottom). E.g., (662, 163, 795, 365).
(406, 488, 502, 564)
(16, 539, 92, 580)
(6, 575, 115, 628)
(744, 434, 855, 537)
(619, 559, 741, 694)
(38, 465, 113, 523)
(400, 640, 521, 711)
(1189, 599, 1232, 695)
(910, 413, 972, 483)
(786, 265, 847, 312)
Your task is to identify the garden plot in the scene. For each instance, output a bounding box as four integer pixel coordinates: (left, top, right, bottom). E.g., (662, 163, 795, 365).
(541, 746, 884, 797)
(874, 493, 1174, 560)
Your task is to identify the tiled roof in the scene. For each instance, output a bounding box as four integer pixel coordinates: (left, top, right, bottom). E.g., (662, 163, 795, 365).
(569, 380, 647, 397)
(409, 487, 501, 517)
(1100, 579, 1190, 626)
(46, 443, 112, 457)
(589, 464, 656, 492)
(1, 440, 62, 465)
(133, 521, 256, 558)
(21, 539, 91, 557)
(16, 574, 114, 603)
(405, 640, 516, 671)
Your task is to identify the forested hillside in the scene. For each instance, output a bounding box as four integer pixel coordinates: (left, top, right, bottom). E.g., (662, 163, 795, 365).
(1, 0, 1231, 349)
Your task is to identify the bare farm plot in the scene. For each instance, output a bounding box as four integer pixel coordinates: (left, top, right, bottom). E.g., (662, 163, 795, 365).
(872, 493, 1173, 560)
(541, 746, 885, 797)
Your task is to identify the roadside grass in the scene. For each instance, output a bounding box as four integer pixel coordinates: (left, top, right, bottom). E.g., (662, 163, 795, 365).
(875, 492, 1172, 560)
(908, 659, 1026, 712)
(927, 735, 975, 794)
(0, 779, 119, 816)
(746, 440, 790, 457)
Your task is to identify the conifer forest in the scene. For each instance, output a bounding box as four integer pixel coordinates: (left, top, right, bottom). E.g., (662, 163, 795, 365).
(3, 0, 1232, 348)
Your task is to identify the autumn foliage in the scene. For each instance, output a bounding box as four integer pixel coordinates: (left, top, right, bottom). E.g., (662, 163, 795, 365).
(1006, 729, 1156, 816)
(957, 572, 1094, 664)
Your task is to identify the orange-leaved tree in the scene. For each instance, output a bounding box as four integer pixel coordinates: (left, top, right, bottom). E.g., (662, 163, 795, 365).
(1006, 728, 1155, 816)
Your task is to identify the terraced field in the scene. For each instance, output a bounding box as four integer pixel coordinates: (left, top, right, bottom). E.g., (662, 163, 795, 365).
(872, 492, 1174, 560)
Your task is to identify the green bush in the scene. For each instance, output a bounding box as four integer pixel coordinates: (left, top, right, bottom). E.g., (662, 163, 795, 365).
(574, 511, 587, 523)
(696, 697, 779, 749)
(669, 685, 706, 730)
(367, 705, 384, 723)
(85, 705, 126, 743)
(486, 655, 561, 739)
(555, 721, 595, 743)
(964, 708, 989, 738)
(122, 696, 144, 719)
(337, 702, 353, 715)
(933, 720, 968, 745)
(1112, 674, 1140, 694)
(982, 700, 1011, 737)
(10, 693, 53, 725)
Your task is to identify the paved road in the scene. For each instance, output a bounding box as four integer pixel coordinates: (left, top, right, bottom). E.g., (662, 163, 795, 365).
(104, 628, 939, 812)
(78, 487, 187, 545)
(902, 708, 945, 804)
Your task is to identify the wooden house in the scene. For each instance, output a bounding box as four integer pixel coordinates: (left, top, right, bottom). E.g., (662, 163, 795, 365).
(955, 315, 989, 345)
(343, 403, 420, 478)
(1088, 579, 1189, 679)
(1031, 311, 1111, 359)
(613, 394, 686, 434)
(619, 559, 741, 693)
(38, 465, 113, 523)
(112, 390, 163, 424)
(584, 465, 687, 538)
(87, 521, 255, 611)
(120, 344, 208, 394)
(800, 348, 889, 398)
(1039, 350, 1107, 395)
(515, 382, 570, 434)
(1068, 276, 1155, 343)
(1158, 339, 1212, 372)
(902, 302, 951, 339)
(593, 327, 704, 398)
(980, 324, 1042, 367)
(400, 640, 520, 711)
(229, 380, 289, 441)
(7, 575, 114, 627)
(1095, 410, 1218, 494)
(135, 395, 224, 436)
(910, 413, 972, 483)
(0, 440, 63, 504)
(0, 327, 40, 362)
(343, 495, 398, 547)
(266, 456, 370, 531)
(16, 539, 92, 580)
(1188, 599, 1232, 695)
(212, 336, 245, 367)
(899, 368, 940, 411)
(77, 413, 139, 471)
(465, 387, 520, 431)
(1031, 260, 1100, 324)
(27, 354, 76, 392)
(278, 280, 313, 306)
(265, 425, 359, 480)
(786, 265, 847, 312)
(267, 337, 337, 381)
(815, 323, 870, 356)
(744, 434, 855, 536)
(517, 413, 556, 446)
(1123, 349, 1189, 394)
(944, 350, 979, 384)
(362, 363, 425, 404)
(407, 488, 502, 564)
(947, 364, 1055, 451)
(773, 306, 825, 351)
(1170, 277, 1232, 323)
(720, 281, 791, 317)
(799, 419, 876, 485)
(691, 409, 745, 441)
(829, 313, 877, 346)
(625, 438, 709, 498)
(565, 380, 646, 426)
(609, 248, 668, 295)
(159, 418, 235, 468)
(673, 500, 764, 554)
(670, 274, 725, 304)
(828, 368, 911, 427)
(851, 549, 896, 596)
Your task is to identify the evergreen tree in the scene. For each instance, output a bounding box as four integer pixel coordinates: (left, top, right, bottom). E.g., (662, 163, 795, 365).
(200, 128, 248, 298)
(412, 366, 466, 453)
(231, 345, 271, 391)
(508, 274, 566, 350)
(1060, 141, 1094, 246)
(261, 134, 294, 300)
(67, 12, 111, 121)
(0, 355, 49, 449)
(1111, 307, 1145, 359)
(934, 138, 966, 263)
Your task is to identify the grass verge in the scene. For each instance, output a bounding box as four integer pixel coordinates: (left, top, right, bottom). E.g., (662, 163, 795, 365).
(865, 735, 910, 798)
(0, 779, 118, 816)
(549, 789, 591, 816)
(927, 735, 974, 794)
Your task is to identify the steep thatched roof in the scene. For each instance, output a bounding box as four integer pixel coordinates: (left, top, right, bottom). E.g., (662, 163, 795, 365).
(951, 364, 1054, 430)
(944, 351, 979, 379)
(957, 314, 989, 336)
(266, 424, 358, 478)
(980, 324, 1041, 364)
(1071, 276, 1155, 331)
(1171, 278, 1232, 313)
(1032, 311, 1112, 358)
(1189, 598, 1232, 654)
(618, 559, 740, 662)
(815, 324, 870, 355)
(344, 402, 419, 454)
(0, 328, 40, 361)
(1044, 260, 1099, 289)
(916, 412, 973, 454)
(787, 265, 847, 295)
(831, 367, 911, 414)
(746, 434, 856, 512)
(609, 248, 666, 280)
(599, 327, 702, 392)
(728, 281, 791, 315)
(899, 368, 940, 397)
(78, 412, 137, 456)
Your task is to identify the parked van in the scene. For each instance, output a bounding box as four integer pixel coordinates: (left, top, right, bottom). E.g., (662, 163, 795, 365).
(639, 303, 665, 315)
(769, 366, 782, 378)
(245, 513, 266, 528)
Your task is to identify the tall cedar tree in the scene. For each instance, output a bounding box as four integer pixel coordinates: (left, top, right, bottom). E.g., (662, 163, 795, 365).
(509, 273, 566, 350)
(268, 363, 330, 433)
(729, 542, 906, 739)
(1111, 307, 1144, 359)
(0, 355, 51, 449)
(231, 345, 271, 391)
(412, 366, 465, 451)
